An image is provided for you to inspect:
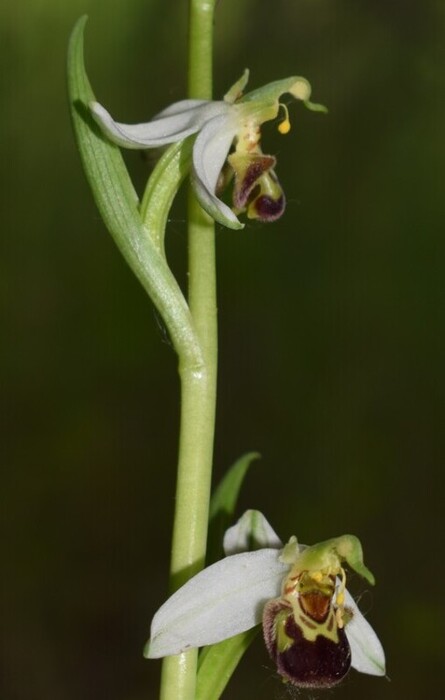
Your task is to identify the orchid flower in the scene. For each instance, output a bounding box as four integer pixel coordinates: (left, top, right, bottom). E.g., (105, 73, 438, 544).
(145, 510, 385, 689)
(90, 70, 325, 230)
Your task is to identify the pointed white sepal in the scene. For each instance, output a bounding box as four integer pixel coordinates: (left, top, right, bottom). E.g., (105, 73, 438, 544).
(145, 548, 288, 658)
(344, 589, 386, 676)
(191, 113, 243, 229)
(90, 100, 228, 149)
(223, 509, 283, 555)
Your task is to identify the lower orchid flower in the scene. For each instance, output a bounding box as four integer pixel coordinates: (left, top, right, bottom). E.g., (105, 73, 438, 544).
(90, 70, 325, 230)
(145, 510, 385, 689)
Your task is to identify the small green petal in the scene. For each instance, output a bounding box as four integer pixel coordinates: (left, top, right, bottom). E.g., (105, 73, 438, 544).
(224, 69, 250, 104)
(280, 536, 301, 564)
(304, 99, 328, 113)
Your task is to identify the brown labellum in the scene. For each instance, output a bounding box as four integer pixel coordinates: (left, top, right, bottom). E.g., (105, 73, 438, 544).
(263, 598, 351, 688)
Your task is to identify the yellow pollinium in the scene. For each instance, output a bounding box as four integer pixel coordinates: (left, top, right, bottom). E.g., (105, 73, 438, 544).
(278, 103, 291, 134)
(309, 571, 324, 583)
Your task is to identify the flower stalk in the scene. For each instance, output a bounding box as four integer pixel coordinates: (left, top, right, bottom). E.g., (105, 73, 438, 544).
(159, 2, 218, 699)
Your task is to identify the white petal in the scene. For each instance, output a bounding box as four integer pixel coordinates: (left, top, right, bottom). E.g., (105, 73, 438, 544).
(145, 549, 287, 658)
(152, 99, 209, 118)
(344, 589, 386, 676)
(223, 510, 283, 555)
(191, 113, 243, 230)
(90, 100, 229, 149)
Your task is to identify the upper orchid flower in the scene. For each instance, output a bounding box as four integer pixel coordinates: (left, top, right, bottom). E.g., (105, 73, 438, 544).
(145, 510, 386, 689)
(90, 70, 325, 230)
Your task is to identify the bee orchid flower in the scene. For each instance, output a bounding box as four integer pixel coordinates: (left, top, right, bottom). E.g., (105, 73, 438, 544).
(90, 71, 325, 230)
(144, 510, 385, 689)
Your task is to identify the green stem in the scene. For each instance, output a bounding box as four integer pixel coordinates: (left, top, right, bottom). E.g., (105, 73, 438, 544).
(188, 0, 215, 99)
(159, 2, 217, 700)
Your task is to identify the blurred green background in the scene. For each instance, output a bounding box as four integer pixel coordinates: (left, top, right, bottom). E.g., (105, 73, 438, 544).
(2, 0, 444, 698)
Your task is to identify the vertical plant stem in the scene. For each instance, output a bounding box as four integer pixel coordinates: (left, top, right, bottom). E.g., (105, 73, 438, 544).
(159, 2, 217, 699)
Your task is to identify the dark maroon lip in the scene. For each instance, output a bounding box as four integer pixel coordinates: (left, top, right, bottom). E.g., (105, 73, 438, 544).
(232, 155, 276, 208)
(263, 598, 351, 689)
(252, 193, 286, 222)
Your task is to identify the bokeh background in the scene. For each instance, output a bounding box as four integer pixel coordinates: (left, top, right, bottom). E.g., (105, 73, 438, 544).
(2, 0, 444, 698)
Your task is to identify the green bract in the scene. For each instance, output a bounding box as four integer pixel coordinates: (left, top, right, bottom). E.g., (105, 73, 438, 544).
(67, 17, 202, 366)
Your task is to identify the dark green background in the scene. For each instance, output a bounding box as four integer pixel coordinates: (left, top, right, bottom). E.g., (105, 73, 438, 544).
(2, 0, 444, 698)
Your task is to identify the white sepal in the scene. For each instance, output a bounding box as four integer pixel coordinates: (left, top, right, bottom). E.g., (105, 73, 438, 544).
(90, 100, 228, 149)
(145, 548, 288, 658)
(223, 509, 283, 555)
(344, 589, 386, 676)
(191, 113, 243, 230)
